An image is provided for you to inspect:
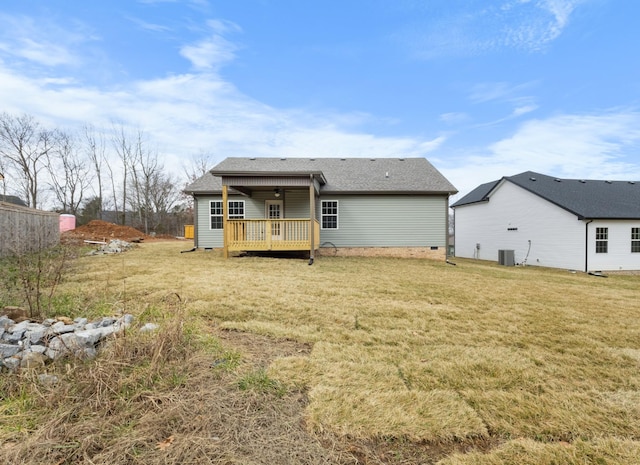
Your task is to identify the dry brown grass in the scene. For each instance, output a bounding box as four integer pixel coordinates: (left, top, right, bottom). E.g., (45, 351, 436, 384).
(2, 241, 640, 464)
(0, 306, 354, 464)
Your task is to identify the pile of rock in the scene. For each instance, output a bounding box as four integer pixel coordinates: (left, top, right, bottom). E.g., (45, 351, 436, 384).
(86, 239, 136, 255)
(0, 314, 135, 371)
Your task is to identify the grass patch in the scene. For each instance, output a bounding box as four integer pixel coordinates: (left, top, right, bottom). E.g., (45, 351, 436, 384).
(3, 241, 640, 463)
(237, 368, 287, 396)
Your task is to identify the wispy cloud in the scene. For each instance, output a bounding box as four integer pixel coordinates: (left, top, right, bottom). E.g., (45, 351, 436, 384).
(488, 111, 640, 177)
(511, 104, 538, 117)
(440, 112, 470, 125)
(443, 110, 640, 197)
(402, 0, 587, 59)
(126, 16, 172, 33)
(0, 13, 88, 67)
(468, 81, 539, 125)
(469, 81, 537, 104)
(501, 0, 585, 51)
(179, 19, 241, 71)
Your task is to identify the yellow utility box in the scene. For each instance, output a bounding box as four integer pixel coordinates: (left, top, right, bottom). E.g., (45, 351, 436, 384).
(184, 224, 194, 239)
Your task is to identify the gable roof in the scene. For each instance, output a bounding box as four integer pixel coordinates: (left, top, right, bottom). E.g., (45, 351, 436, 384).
(450, 180, 500, 206)
(185, 157, 457, 195)
(183, 171, 222, 194)
(452, 171, 640, 219)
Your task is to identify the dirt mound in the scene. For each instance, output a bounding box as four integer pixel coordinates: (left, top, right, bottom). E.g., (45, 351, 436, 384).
(61, 220, 148, 244)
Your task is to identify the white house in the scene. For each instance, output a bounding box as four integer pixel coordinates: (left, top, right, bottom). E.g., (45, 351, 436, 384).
(184, 157, 457, 262)
(451, 171, 640, 272)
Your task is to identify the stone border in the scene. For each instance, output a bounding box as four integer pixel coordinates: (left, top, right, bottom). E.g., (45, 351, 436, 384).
(0, 314, 136, 371)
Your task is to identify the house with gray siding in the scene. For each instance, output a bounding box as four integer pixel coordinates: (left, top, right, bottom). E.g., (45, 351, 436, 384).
(184, 157, 457, 262)
(452, 171, 640, 272)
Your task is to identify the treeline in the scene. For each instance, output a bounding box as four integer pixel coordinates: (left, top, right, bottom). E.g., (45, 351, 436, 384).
(0, 112, 209, 235)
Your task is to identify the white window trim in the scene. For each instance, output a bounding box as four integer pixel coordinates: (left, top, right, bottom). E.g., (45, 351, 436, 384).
(210, 199, 246, 230)
(227, 199, 245, 220)
(209, 200, 223, 230)
(595, 227, 608, 254)
(321, 200, 339, 230)
(632, 227, 640, 253)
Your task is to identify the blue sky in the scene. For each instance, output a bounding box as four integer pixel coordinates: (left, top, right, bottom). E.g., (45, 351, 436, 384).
(1, 0, 639, 199)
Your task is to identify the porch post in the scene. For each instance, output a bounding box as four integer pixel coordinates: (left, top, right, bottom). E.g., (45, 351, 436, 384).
(309, 177, 315, 263)
(222, 184, 228, 259)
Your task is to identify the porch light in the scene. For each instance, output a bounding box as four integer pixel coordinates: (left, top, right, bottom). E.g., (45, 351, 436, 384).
(274, 188, 281, 198)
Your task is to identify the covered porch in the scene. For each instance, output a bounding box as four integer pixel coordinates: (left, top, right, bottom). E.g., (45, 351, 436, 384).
(218, 167, 326, 262)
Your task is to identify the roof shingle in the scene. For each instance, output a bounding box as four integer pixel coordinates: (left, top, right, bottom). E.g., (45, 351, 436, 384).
(185, 157, 457, 194)
(452, 171, 640, 219)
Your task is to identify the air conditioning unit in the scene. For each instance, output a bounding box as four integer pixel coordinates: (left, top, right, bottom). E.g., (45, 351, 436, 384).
(498, 249, 515, 266)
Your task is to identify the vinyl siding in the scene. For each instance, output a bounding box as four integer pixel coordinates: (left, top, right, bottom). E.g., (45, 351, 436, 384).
(242, 190, 312, 218)
(588, 220, 640, 271)
(195, 195, 223, 248)
(195, 192, 448, 249)
(454, 182, 585, 270)
(317, 195, 447, 247)
(455, 182, 640, 271)
(283, 189, 311, 218)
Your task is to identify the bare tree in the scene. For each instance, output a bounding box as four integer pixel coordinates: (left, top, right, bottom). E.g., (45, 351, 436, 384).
(180, 150, 214, 214)
(0, 113, 54, 208)
(0, 154, 7, 198)
(149, 170, 181, 233)
(46, 130, 93, 215)
(128, 131, 156, 234)
(127, 132, 180, 234)
(83, 124, 107, 220)
(183, 150, 214, 183)
(111, 123, 135, 225)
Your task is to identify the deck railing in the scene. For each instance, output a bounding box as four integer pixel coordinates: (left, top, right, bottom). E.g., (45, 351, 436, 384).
(226, 219, 320, 251)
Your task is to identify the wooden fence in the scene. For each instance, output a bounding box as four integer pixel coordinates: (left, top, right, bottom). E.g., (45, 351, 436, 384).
(0, 202, 60, 258)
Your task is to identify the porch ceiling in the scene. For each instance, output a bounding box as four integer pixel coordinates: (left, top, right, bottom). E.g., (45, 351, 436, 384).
(221, 174, 322, 196)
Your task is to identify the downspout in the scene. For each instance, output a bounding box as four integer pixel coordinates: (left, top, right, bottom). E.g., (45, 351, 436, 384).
(584, 219, 593, 273)
(445, 196, 450, 261)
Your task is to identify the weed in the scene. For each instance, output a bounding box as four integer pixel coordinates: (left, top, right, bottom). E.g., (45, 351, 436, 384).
(237, 368, 287, 397)
(0, 245, 72, 319)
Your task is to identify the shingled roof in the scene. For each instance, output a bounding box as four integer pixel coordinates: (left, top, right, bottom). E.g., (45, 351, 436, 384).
(0, 195, 27, 207)
(185, 157, 457, 195)
(452, 171, 640, 219)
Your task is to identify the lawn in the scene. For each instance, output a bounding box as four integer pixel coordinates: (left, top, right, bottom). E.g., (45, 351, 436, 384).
(2, 240, 640, 464)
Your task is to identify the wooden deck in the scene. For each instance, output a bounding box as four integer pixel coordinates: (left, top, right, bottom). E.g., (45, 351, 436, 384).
(226, 219, 320, 251)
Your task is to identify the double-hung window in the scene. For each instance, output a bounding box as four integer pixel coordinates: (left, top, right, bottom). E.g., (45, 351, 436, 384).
(210, 200, 245, 229)
(321, 200, 338, 229)
(210, 201, 223, 229)
(632, 227, 640, 253)
(227, 200, 245, 219)
(595, 227, 608, 253)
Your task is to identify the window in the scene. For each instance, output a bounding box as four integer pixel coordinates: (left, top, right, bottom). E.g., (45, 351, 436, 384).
(210, 201, 223, 229)
(227, 200, 245, 219)
(210, 200, 245, 229)
(321, 200, 338, 229)
(632, 228, 640, 253)
(595, 227, 608, 253)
